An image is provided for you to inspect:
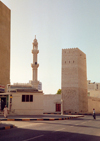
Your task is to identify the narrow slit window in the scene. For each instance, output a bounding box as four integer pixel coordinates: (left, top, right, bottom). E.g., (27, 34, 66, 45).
(97, 84, 98, 89)
(22, 95, 25, 102)
(26, 95, 29, 102)
(30, 95, 33, 102)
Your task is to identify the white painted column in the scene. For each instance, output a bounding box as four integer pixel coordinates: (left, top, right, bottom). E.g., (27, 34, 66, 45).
(8, 94, 10, 110)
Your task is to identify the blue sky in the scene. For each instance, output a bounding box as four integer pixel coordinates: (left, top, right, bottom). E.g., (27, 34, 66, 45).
(1, 0, 100, 94)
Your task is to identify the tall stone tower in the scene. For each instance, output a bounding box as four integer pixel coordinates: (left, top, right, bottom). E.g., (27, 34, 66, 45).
(61, 48, 88, 114)
(31, 36, 39, 89)
(0, 1, 10, 92)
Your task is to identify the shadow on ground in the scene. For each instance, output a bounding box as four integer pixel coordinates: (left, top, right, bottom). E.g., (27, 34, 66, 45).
(0, 125, 100, 141)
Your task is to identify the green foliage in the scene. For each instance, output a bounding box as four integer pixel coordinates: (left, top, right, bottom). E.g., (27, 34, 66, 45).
(57, 89, 61, 94)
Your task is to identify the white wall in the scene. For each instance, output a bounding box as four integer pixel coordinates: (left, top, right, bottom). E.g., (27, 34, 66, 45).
(12, 92, 43, 115)
(88, 97, 100, 113)
(88, 90, 100, 98)
(43, 94, 61, 113)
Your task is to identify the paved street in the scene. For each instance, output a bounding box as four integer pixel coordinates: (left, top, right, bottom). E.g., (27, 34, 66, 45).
(0, 115, 100, 141)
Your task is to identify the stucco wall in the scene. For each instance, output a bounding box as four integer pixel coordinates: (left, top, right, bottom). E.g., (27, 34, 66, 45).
(61, 48, 88, 113)
(12, 92, 43, 115)
(87, 81, 100, 91)
(88, 90, 100, 98)
(43, 94, 61, 113)
(88, 97, 100, 113)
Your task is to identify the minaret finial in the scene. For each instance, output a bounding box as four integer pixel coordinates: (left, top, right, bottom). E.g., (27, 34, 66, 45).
(35, 35, 36, 39)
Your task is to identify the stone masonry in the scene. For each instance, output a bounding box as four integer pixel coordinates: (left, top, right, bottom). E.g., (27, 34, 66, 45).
(61, 48, 88, 113)
(0, 1, 10, 91)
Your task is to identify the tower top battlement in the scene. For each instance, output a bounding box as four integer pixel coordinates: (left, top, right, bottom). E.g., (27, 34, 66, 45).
(62, 47, 86, 57)
(62, 47, 78, 50)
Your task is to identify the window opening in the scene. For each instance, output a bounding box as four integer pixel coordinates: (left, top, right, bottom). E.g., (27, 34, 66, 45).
(22, 95, 33, 102)
(26, 95, 29, 102)
(22, 95, 25, 102)
(30, 95, 33, 102)
(97, 84, 98, 89)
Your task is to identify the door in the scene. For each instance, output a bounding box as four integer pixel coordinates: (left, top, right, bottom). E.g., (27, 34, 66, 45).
(56, 104, 61, 112)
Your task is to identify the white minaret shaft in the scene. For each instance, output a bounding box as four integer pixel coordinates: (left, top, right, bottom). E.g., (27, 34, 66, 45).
(31, 36, 39, 89)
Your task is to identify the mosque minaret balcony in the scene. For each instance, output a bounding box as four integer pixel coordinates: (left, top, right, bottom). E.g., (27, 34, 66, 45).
(32, 49, 39, 54)
(31, 63, 39, 68)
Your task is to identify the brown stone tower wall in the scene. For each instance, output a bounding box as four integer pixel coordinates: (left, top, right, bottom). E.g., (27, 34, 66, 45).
(61, 48, 88, 113)
(0, 2, 10, 91)
(78, 49, 88, 112)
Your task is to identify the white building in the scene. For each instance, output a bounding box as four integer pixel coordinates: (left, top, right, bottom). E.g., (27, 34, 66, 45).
(8, 36, 44, 115)
(9, 84, 43, 115)
(87, 80, 100, 98)
(38, 82, 42, 90)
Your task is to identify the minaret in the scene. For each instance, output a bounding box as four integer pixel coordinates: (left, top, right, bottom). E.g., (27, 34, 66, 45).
(31, 35, 39, 89)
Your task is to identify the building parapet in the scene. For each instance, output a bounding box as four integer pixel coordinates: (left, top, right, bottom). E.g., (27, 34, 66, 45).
(62, 47, 86, 56)
(13, 83, 32, 87)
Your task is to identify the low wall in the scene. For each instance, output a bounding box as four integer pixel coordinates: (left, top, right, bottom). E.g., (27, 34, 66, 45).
(14, 109, 43, 115)
(88, 97, 100, 113)
(43, 94, 61, 113)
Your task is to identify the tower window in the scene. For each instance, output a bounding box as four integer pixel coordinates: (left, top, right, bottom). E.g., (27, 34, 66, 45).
(69, 61, 70, 63)
(97, 84, 98, 89)
(35, 62, 37, 65)
(65, 61, 66, 64)
(73, 61, 74, 63)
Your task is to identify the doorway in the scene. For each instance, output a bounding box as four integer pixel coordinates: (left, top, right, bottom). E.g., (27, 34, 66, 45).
(1, 97, 6, 111)
(56, 104, 61, 112)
